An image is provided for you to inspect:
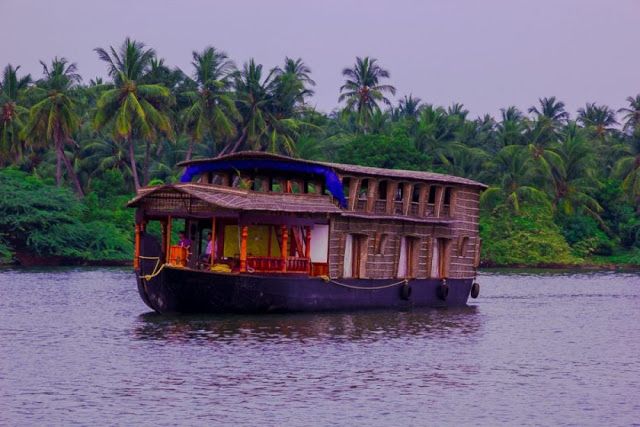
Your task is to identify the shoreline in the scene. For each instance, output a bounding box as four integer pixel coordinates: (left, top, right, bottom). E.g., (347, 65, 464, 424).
(1, 259, 638, 271)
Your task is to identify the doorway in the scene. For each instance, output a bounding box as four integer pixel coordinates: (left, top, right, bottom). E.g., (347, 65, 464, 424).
(397, 236, 419, 278)
(430, 238, 450, 278)
(343, 234, 367, 278)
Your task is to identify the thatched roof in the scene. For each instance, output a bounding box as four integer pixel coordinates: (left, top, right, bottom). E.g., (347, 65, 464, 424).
(127, 183, 343, 214)
(177, 151, 487, 189)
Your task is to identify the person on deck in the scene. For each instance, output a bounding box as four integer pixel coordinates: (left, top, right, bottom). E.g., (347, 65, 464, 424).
(201, 232, 213, 264)
(178, 232, 192, 249)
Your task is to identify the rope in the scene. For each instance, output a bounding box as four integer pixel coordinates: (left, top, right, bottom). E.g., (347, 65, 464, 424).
(138, 256, 166, 280)
(320, 275, 409, 290)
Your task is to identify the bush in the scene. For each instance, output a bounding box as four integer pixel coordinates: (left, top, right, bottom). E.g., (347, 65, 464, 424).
(0, 168, 133, 263)
(480, 204, 580, 266)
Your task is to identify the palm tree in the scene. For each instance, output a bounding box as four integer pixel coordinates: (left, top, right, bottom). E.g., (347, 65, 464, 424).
(528, 96, 569, 124)
(618, 95, 640, 135)
(414, 104, 451, 153)
(613, 136, 640, 212)
(225, 59, 304, 155)
(276, 57, 315, 105)
(339, 57, 396, 132)
(549, 123, 602, 217)
(577, 103, 618, 139)
(496, 106, 527, 147)
(0, 64, 31, 164)
(93, 38, 174, 190)
(23, 57, 84, 196)
(181, 47, 239, 160)
(481, 145, 550, 213)
(394, 94, 422, 120)
(528, 96, 568, 145)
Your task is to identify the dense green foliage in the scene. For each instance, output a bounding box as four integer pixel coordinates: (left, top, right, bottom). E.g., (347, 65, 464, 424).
(1, 40, 639, 266)
(0, 169, 132, 263)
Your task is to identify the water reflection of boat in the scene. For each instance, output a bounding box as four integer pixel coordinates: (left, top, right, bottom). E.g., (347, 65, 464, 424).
(128, 152, 485, 314)
(133, 307, 481, 343)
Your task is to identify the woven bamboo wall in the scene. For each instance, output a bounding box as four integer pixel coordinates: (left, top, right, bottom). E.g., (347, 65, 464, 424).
(328, 185, 481, 280)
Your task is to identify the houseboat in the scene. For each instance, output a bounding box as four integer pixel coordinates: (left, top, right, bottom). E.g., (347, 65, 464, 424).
(128, 151, 486, 314)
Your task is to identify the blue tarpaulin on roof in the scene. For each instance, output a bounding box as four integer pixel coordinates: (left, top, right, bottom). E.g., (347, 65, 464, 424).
(180, 159, 347, 208)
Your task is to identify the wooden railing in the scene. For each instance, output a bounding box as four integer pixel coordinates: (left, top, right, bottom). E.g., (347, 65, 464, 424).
(356, 199, 367, 211)
(425, 203, 435, 217)
(287, 257, 310, 272)
(394, 201, 404, 215)
(246, 256, 310, 273)
(410, 202, 419, 216)
(374, 200, 387, 214)
(247, 256, 283, 272)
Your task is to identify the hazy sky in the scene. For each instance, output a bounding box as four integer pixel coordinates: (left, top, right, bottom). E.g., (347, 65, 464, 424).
(2, 0, 639, 118)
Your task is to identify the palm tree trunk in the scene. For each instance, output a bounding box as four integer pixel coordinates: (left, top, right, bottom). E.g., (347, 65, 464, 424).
(127, 137, 141, 191)
(219, 127, 247, 157)
(185, 138, 194, 161)
(58, 141, 85, 198)
(55, 148, 62, 187)
(143, 139, 151, 186)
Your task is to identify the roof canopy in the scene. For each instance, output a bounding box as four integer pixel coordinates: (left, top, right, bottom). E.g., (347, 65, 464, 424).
(127, 183, 343, 215)
(177, 151, 488, 190)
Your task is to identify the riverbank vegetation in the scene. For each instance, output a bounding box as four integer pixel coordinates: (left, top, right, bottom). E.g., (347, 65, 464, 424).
(1, 39, 639, 266)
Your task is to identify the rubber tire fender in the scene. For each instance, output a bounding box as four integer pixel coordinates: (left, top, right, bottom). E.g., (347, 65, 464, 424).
(470, 282, 480, 299)
(437, 282, 449, 301)
(400, 283, 412, 300)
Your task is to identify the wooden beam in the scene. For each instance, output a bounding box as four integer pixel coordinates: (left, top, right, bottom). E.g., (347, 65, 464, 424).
(366, 178, 378, 213)
(386, 181, 398, 214)
(305, 226, 312, 274)
(304, 226, 311, 259)
(434, 186, 444, 217)
(402, 183, 414, 216)
(239, 225, 248, 272)
(166, 216, 172, 261)
(133, 223, 141, 270)
(281, 225, 289, 272)
(418, 184, 428, 217)
(210, 217, 216, 269)
(347, 177, 360, 211)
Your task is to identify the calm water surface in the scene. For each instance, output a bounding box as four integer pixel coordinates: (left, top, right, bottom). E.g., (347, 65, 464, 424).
(0, 268, 639, 426)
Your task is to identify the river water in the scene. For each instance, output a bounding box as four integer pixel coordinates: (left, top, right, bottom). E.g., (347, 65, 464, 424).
(0, 268, 639, 426)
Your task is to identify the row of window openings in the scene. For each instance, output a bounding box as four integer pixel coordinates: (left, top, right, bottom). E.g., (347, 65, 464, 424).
(199, 173, 453, 215)
(200, 173, 325, 194)
(343, 178, 453, 215)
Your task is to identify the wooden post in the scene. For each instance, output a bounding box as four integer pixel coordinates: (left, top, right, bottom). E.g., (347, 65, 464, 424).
(240, 225, 248, 272)
(366, 179, 378, 213)
(305, 226, 311, 274)
(402, 183, 414, 215)
(166, 216, 172, 262)
(281, 225, 288, 272)
(434, 187, 444, 217)
(210, 217, 216, 269)
(418, 184, 428, 217)
(347, 177, 360, 210)
(386, 181, 398, 214)
(133, 223, 141, 270)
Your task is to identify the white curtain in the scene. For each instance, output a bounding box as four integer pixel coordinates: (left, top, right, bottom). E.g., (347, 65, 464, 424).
(310, 225, 329, 262)
(397, 237, 407, 278)
(431, 238, 440, 278)
(343, 234, 353, 278)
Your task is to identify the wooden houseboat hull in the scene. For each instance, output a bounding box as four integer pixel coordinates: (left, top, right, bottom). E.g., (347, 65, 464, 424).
(136, 266, 474, 314)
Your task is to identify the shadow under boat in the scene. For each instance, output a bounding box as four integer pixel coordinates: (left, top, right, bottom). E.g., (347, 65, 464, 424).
(132, 305, 481, 343)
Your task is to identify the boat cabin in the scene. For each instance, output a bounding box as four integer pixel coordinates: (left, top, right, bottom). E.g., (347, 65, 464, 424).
(127, 151, 486, 281)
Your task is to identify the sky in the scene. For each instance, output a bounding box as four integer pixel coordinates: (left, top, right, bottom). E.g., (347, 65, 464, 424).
(2, 0, 639, 118)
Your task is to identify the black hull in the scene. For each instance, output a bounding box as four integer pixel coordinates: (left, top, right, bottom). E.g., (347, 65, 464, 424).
(136, 266, 474, 314)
